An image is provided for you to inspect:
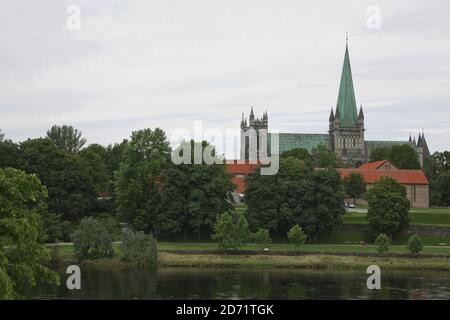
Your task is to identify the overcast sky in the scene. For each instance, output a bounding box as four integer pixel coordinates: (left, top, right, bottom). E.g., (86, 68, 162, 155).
(1, 0, 450, 157)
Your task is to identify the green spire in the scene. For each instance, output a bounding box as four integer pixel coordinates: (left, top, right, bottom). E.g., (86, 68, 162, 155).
(336, 39, 358, 128)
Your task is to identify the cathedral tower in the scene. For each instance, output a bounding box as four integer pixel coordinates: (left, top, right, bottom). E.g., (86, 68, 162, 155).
(240, 107, 268, 161)
(329, 38, 366, 166)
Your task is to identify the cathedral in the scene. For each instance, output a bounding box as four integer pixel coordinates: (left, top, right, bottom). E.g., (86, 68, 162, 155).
(240, 40, 430, 167)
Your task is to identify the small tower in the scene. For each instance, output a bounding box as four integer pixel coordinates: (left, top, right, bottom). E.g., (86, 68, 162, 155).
(240, 108, 269, 161)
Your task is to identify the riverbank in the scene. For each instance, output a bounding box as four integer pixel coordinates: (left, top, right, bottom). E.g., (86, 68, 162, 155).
(53, 244, 450, 271)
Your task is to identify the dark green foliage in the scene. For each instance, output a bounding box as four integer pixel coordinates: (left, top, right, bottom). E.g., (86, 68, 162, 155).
(343, 172, 366, 204)
(49, 245, 62, 267)
(18, 138, 96, 221)
(375, 233, 390, 253)
(287, 225, 307, 246)
(0, 140, 20, 168)
(121, 229, 157, 265)
(311, 144, 342, 168)
(245, 157, 345, 240)
(424, 151, 450, 206)
(407, 235, 423, 254)
(212, 211, 250, 251)
(0, 168, 60, 299)
(370, 144, 420, 169)
(79, 144, 109, 195)
(46, 125, 86, 154)
(72, 218, 115, 261)
(281, 148, 312, 166)
(366, 177, 410, 238)
(160, 140, 234, 239)
(114, 128, 171, 234)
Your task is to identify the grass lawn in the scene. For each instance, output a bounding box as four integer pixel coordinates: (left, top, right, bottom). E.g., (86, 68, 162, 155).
(50, 242, 450, 259)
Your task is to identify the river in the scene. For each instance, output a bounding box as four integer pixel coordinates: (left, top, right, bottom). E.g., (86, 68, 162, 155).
(25, 267, 450, 300)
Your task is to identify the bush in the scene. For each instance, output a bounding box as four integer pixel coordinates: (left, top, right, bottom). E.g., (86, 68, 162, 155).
(287, 225, 307, 246)
(212, 211, 250, 251)
(407, 234, 423, 254)
(374, 233, 390, 253)
(251, 228, 272, 250)
(72, 218, 114, 261)
(49, 245, 62, 267)
(121, 229, 157, 265)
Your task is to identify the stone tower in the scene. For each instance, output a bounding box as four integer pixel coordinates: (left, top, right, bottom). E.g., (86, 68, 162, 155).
(329, 39, 366, 167)
(240, 107, 268, 161)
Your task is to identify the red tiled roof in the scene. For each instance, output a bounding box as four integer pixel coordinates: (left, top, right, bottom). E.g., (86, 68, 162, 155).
(225, 160, 259, 174)
(358, 160, 392, 170)
(230, 176, 246, 193)
(338, 168, 429, 185)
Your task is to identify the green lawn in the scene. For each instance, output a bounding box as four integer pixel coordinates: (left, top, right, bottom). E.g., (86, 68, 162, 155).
(51, 242, 450, 259)
(343, 207, 450, 227)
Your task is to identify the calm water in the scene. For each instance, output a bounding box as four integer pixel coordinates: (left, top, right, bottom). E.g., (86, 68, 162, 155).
(27, 267, 450, 300)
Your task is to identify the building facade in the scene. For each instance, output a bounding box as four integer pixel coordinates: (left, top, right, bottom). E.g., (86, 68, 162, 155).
(240, 40, 430, 167)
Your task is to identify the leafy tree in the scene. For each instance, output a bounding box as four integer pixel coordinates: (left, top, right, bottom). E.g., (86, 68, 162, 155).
(370, 144, 420, 169)
(0, 129, 4, 141)
(369, 146, 391, 163)
(46, 125, 87, 154)
(114, 128, 171, 233)
(79, 144, 109, 194)
(251, 228, 272, 250)
(311, 144, 342, 168)
(432, 173, 450, 206)
(407, 235, 423, 254)
(212, 211, 250, 251)
(365, 177, 410, 239)
(0, 139, 20, 169)
(0, 168, 59, 299)
(160, 140, 234, 239)
(287, 224, 307, 246)
(374, 233, 390, 253)
(343, 172, 366, 204)
(121, 229, 157, 265)
(246, 157, 345, 240)
(18, 138, 96, 221)
(72, 218, 115, 261)
(281, 148, 312, 166)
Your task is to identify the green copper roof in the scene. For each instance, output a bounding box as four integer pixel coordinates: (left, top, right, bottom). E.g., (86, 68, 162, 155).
(336, 43, 358, 128)
(268, 133, 330, 154)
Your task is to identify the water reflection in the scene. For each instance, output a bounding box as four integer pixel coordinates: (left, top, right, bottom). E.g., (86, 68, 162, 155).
(26, 267, 450, 300)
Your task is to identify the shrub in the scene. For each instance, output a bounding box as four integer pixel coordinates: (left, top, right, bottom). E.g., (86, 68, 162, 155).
(49, 245, 62, 267)
(212, 211, 250, 251)
(287, 225, 307, 246)
(121, 229, 157, 265)
(251, 228, 272, 250)
(407, 234, 423, 254)
(374, 233, 390, 253)
(72, 218, 114, 261)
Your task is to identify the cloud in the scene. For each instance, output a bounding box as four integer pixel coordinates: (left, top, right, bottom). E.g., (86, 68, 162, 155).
(0, 0, 449, 155)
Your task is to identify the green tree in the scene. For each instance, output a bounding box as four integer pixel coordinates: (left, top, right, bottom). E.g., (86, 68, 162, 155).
(407, 234, 423, 254)
(431, 172, 450, 206)
(0, 129, 4, 141)
(18, 138, 96, 221)
(72, 218, 115, 261)
(365, 177, 410, 239)
(370, 144, 420, 169)
(374, 233, 390, 253)
(114, 128, 171, 233)
(0, 168, 59, 299)
(160, 140, 233, 239)
(251, 228, 272, 250)
(281, 148, 312, 166)
(343, 172, 366, 204)
(79, 144, 109, 195)
(311, 144, 342, 168)
(287, 224, 307, 246)
(0, 139, 20, 169)
(212, 211, 250, 251)
(46, 125, 87, 154)
(246, 157, 345, 240)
